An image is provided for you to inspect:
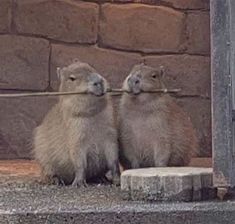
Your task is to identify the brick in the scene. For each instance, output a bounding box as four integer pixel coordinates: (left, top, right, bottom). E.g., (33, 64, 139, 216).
(160, 0, 209, 9)
(176, 98, 211, 157)
(186, 12, 210, 55)
(100, 4, 186, 53)
(0, 0, 11, 33)
(0, 95, 57, 159)
(50, 44, 142, 90)
(121, 167, 213, 201)
(15, 0, 99, 43)
(0, 35, 49, 90)
(189, 157, 212, 168)
(90, 0, 209, 10)
(144, 55, 210, 97)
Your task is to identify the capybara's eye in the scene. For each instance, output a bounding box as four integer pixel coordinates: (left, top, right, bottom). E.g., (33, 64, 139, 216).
(152, 74, 157, 79)
(69, 76, 76, 81)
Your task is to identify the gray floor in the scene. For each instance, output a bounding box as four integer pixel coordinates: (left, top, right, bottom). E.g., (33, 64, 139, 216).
(0, 182, 235, 224)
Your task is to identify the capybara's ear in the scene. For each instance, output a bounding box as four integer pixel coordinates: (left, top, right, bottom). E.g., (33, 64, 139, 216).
(160, 65, 165, 78)
(73, 58, 82, 64)
(57, 67, 62, 80)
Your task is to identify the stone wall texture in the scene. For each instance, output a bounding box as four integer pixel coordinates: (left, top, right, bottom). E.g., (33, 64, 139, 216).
(0, 0, 211, 158)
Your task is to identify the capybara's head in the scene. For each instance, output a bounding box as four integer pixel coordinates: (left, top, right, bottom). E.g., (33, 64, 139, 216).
(123, 64, 165, 95)
(57, 60, 107, 97)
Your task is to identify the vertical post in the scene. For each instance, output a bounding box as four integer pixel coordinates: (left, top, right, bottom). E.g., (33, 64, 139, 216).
(229, 1, 235, 159)
(211, 0, 235, 188)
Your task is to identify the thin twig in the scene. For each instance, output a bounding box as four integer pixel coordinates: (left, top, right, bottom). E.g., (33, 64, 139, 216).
(0, 88, 181, 98)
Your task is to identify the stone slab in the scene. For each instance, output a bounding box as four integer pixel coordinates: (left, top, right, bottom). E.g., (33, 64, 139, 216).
(189, 157, 212, 168)
(121, 167, 214, 201)
(100, 4, 186, 53)
(15, 0, 99, 43)
(0, 0, 11, 33)
(158, 0, 210, 9)
(186, 12, 210, 55)
(0, 95, 57, 159)
(90, 0, 209, 10)
(0, 35, 50, 90)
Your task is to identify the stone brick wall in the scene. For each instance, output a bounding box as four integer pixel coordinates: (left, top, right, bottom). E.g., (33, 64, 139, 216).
(0, 0, 211, 159)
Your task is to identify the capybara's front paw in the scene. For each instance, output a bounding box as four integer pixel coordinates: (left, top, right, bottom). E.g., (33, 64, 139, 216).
(71, 178, 88, 188)
(53, 176, 66, 186)
(44, 175, 65, 186)
(112, 175, 120, 186)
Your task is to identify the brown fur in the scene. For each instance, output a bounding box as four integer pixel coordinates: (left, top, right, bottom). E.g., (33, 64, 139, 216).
(118, 64, 198, 169)
(33, 61, 120, 186)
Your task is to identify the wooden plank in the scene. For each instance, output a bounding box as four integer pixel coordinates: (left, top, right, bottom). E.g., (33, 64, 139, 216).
(211, 0, 235, 187)
(228, 0, 235, 157)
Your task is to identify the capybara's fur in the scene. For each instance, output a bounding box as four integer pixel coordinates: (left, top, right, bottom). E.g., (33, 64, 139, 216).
(118, 64, 198, 169)
(33, 60, 120, 187)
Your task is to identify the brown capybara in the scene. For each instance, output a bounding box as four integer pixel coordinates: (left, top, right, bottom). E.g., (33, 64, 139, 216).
(33, 60, 120, 187)
(118, 64, 198, 169)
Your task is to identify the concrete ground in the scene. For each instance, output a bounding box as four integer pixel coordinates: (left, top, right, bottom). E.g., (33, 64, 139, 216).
(1, 159, 235, 224)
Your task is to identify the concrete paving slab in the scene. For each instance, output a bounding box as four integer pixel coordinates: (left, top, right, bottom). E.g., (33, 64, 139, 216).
(121, 167, 215, 201)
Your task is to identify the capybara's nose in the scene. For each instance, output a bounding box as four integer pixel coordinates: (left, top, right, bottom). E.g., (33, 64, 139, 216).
(128, 75, 140, 87)
(90, 74, 105, 96)
(135, 79, 140, 85)
(93, 79, 103, 87)
(126, 75, 141, 95)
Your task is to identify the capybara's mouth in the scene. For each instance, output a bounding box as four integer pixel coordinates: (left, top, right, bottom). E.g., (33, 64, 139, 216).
(130, 88, 141, 95)
(96, 92, 105, 97)
(93, 90, 106, 97)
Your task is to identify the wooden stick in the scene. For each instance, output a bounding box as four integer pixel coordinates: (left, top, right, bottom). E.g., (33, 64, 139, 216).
(0, 88, 181, 98)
